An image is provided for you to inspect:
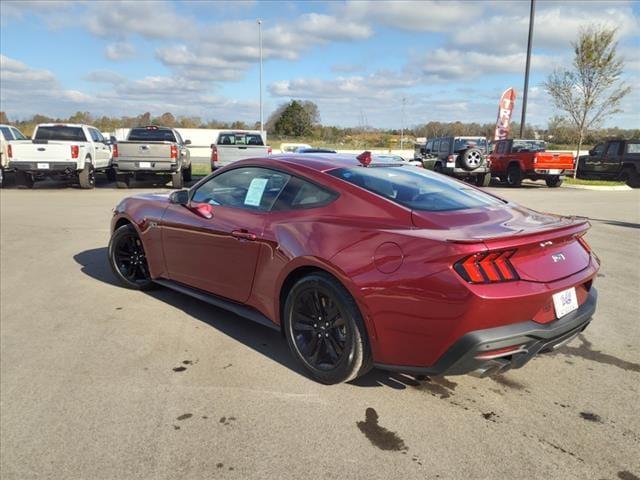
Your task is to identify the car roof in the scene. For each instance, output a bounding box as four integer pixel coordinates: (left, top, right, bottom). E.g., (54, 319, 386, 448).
(252, 153, 371, 173)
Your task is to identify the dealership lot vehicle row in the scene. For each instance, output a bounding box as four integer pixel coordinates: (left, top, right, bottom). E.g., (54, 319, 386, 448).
(1, 181, 639, 479)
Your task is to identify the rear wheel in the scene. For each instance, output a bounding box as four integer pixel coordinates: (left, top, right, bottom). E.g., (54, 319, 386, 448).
(108, 224, 156, 290)
(115, 174, 130, 189)
(171, 170, 184, 189)
(475, 172, 491, 187)
(621, 166, 640, 188)
(106, 167, 117, 182)
(78, 160, 95, 189)
(182, 164, 192, 182)
(283, 272, 372, 384)
(506, 164, 523, 187)
(545, 175, 563, 188)
(15, 170, 34, 189)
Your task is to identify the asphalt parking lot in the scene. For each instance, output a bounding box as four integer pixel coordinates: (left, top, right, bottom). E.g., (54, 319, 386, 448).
(1, 179, 639, 480)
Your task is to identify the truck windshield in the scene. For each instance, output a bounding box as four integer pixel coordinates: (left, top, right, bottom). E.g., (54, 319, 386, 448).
(128, 128, 176, 142)
(329, 165, 503, 212)
(218, 133, 264, 146)
(454, 138, 487, 153)
(35, 126, 86, 141)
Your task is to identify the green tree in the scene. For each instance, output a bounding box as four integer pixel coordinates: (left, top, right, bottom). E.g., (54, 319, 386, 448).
(544, 25, 631, 176)
(273, 100, 314, 137)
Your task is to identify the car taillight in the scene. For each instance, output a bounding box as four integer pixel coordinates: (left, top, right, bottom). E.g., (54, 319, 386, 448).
(71, 145, 79, 159)
(447, 154, 456, 162)
(454, 249, 519, 284)
(210, 145, 218, 165)
(170, 145, 178, 159)
(112, 144, 118, 158)
(7, 145, 12, 158)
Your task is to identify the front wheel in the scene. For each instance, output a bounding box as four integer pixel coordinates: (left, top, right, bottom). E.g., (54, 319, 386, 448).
(108, 224, 156, 290)
(283, 272, 372, 384)
(545, 175, 563, 188)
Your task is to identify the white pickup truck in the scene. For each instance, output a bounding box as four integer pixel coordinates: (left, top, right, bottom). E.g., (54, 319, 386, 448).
(0, 124, 29, 186)
(7, 123, 113, 189)
(210, 131, 271, 170)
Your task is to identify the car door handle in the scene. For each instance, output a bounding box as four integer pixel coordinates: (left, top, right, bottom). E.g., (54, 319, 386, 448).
(232, 230, 257, 241)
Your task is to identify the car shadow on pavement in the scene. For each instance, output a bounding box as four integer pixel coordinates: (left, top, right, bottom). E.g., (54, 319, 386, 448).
(74, 247, 451, 388)
(73, 247, 308, 378)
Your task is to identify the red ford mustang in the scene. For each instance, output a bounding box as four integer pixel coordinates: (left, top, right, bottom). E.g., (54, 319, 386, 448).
(109, 153, 599, 384)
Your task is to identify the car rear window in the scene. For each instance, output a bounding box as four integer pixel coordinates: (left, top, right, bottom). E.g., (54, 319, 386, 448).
(128, 128, 176, 142)
(35, 126, 87, 141)
(218, 133, 264, 146)
(454, 137, 487, 152)
(329, 166, 503, 212)
(626, 142, 640, 154)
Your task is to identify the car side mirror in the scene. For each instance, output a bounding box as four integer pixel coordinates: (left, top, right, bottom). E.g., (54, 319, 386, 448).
(184, 139, 192, 145)
(169, 189, 189, 205)
(110, 136, 117, 144)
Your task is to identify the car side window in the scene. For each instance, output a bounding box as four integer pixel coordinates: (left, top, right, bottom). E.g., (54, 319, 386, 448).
(592, 144, 605, 155)
(440, 138, 450, 153)
(433, 139, 441, 153)
(0, 126, 13, 140)
(425, 140, 433, 151)
(10, 128, 27, 140)
(605, 142, 621, 157)
(191, 167, 291, 212)
(174, 130, 184, 144)
(273, 176, 337, 211)
(88, 129, 101, 142)
(626, 142, 640, 154)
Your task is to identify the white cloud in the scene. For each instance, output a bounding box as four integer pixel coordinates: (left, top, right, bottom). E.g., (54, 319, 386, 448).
(105, 42, 136, 61)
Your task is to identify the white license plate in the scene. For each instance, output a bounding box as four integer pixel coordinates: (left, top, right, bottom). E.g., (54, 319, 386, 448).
(37, 163, 49, 169)
(552, 287, 578, 318)
(139, 162, 151, 168)
(548, 169, 561, 174)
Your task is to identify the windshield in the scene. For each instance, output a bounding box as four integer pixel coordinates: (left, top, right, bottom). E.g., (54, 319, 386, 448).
(218, 133, 264, 146)
(328, 165, 503, 212)
(512, 140, 546, 152)
(454, 137, 487, 153)
(35, 126, 87, 141)
(128, 128, 176, 142)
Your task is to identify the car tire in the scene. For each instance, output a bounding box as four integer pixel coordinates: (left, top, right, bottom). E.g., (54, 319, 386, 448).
(115, 174, 130, 189)
(0, 166, 4, 188)
(182, 164, 192, 182)
(460, 148, 484, 171)
(283, 272, 372, 384)
(106, 167, 117, 183)
(475, 172, 491, 187)
(545, 175, 563, 188)
(433, 162, 444, 173)
(15, 170, 34, 189)
(171, 170, 184, 189)
(108, 224, 157, 291)
(621, 167, 640, 188)
(78, 160, 95, 189)
(506, 164, 523, 187)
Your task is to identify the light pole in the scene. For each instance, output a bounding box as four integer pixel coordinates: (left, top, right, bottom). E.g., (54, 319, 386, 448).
(400, 97, 406, 151)
(257, 19, 264, 137)
(520, 0, 535, 138)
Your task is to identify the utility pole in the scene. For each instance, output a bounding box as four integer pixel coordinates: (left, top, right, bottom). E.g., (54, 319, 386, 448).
(520, 0, 535, 138)
(400, 97, 406, 150)
(257, 19, 264, 137)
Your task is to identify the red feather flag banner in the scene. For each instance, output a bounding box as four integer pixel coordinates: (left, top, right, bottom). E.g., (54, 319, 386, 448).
(494, 88, 517, 141)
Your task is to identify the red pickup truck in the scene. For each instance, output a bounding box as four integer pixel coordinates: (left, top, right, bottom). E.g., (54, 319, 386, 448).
(489, 139, 574, 187)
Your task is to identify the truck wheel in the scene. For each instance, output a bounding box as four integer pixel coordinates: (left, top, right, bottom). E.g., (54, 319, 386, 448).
(0, 166, 4, 187)
(506, 164, 523, 187)
(460, 148, 484, 171)
(78, 161, 95, 189)
(115, 174, 130, 189)
(106, 167, 117, 183)
(474, 172, 491, 187)
(15, 170, 35, 189)
(171, 170, 184, 189)
(545, 176, 563, 188)
(182, 164, 192, 182)
(621, 167, 640, 188)
(433, 162, 444, 173)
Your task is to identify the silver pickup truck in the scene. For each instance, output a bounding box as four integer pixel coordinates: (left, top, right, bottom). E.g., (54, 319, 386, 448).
(113, 126, 191, 188)
(210, 131, 270, 170)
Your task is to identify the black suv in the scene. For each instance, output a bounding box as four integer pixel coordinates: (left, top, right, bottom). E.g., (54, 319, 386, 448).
(415, 136, 491, 186)
(577, 139, 640, 187)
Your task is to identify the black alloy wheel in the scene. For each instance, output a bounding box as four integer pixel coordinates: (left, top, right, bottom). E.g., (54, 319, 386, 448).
(284, 272, 371, 384)
(108, 224, 155, 290)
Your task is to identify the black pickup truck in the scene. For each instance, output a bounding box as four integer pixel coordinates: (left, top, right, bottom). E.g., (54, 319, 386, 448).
(577, 139, 640, 187)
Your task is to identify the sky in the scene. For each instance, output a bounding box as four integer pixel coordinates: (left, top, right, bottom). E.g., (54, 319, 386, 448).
(1, 0, 639, 129)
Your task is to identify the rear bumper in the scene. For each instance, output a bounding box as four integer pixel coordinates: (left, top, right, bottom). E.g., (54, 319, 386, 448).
(375, 287, 597, 377)
(113, 160, 180, 173)
(444, 166, 490, 177)
(9, 161, 79, 173)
